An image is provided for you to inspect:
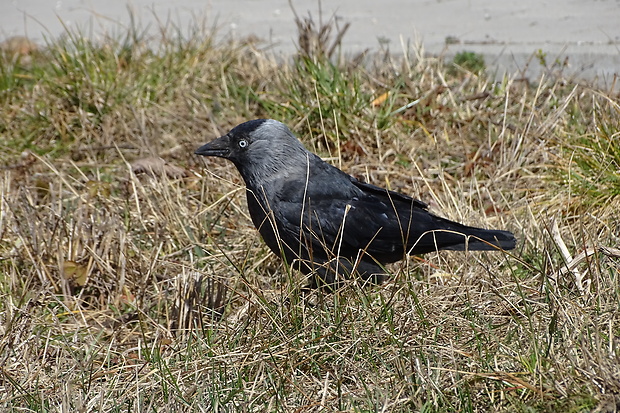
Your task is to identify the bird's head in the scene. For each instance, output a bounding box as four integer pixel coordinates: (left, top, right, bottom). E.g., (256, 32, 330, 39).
(195, 119, 311, 187)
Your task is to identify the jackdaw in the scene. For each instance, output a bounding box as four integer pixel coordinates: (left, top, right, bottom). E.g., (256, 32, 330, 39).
(196, 119, 516, 288)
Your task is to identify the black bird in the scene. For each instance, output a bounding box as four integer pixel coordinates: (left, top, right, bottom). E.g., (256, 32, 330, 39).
(196, 119, 516, 288)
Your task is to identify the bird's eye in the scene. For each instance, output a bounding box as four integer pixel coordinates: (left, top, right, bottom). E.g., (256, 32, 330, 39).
(238, 139, 248, 148)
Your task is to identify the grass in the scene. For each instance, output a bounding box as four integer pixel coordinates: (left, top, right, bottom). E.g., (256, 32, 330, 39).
(1, 11, 619, 412)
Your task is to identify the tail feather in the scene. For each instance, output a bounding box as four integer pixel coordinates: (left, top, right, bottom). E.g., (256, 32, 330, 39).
(407, 214, 517, 254)
(439, 228, 516, 251)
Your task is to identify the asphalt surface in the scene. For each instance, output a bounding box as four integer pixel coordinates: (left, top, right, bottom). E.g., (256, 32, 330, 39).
(2, 0, 619, 86)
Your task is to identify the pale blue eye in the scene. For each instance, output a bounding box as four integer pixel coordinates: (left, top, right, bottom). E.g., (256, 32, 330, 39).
(238, 139, 248, 148)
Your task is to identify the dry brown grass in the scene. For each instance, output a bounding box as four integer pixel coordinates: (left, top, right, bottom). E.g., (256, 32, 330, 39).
(0, 12, 619, 412)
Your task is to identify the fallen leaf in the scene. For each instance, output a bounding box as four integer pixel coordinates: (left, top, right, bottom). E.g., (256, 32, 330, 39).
(371, 91, 390, 106)
(61, 260, 89, 286)
(85, 180, 111, 198)
(131, 157, 188, 179)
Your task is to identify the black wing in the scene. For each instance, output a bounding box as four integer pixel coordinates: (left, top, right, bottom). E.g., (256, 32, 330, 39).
(275, 169, 514, 263)
(273, 168, 430, 263)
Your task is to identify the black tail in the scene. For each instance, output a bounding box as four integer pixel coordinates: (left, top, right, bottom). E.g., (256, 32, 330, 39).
(408, 214, 517, 254)
(438, 227, 516, 251)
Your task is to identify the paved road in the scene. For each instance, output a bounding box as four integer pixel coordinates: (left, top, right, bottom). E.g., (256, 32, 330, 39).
(2, 0, 619, 86)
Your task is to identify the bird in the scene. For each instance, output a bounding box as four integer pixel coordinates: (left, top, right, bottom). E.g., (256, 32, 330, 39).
(196, 119, 516, 289)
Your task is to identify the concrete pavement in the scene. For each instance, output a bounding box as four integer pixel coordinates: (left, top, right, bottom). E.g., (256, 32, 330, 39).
(2, 0, 619, 86)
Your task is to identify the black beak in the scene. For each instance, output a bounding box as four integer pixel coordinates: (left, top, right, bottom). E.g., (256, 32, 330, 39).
(195, 134, 231, 158)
